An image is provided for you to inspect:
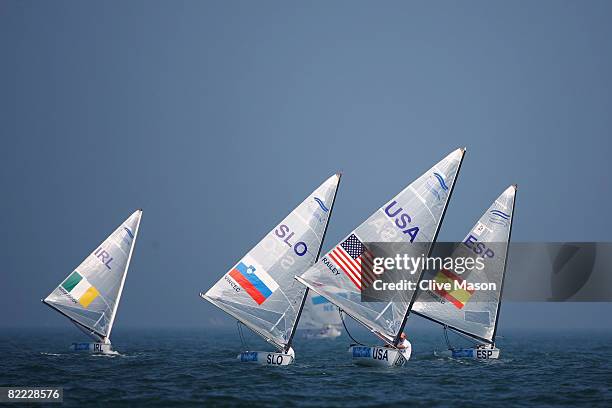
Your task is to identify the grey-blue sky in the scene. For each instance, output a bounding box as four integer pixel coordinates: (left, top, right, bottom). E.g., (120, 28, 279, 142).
(1, 1, 611, 330)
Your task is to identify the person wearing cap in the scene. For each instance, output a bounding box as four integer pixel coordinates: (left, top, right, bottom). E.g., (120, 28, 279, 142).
(396, 332, 412, 360)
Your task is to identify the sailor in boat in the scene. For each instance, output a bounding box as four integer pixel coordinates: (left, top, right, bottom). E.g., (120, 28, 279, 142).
(396, 332, 412, 360)
(382, 332, 412, 360)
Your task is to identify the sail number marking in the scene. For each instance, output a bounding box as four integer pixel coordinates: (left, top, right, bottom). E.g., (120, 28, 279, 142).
(476, 349, 495, 359)
(94, 247, 113, 270)
(464, 235, 495, 259)
(352, 346, 389, 362)
(383, 201, 419, 243)
(266, 353, 284, 365)
(274, 224, 308, 256)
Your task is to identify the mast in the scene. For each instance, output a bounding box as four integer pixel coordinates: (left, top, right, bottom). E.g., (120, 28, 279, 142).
(392, 148, 466, 346)
(491, 185, 517, 344)
(105, 209, 142, 342)
(284, 173, 342, 352)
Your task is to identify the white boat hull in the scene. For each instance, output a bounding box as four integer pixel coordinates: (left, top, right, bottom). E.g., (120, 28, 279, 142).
(70, 342, 113, 354)
(237, 351, 295, 366)
(349, 345, 407, 367)
(436, 347, 500, 360)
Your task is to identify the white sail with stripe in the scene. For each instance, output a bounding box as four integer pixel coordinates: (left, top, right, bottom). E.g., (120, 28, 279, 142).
(297, 149, 465, 345)
(201, 174, 340, 351)
(43, 210, 142, 342)
(412, 185, 516, 344)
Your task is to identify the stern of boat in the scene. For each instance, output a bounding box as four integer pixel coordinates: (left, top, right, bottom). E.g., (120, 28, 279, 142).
(349, 345, 407, 367)
(237, 350, 295, 366)
(70, 342, 113, 354)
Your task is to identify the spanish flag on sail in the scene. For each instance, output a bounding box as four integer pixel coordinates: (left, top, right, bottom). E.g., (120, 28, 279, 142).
(61, 271, 100, 308)
(433, 269, 474, 309)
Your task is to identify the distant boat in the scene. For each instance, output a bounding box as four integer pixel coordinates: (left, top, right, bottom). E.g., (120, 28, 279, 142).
(297, 149, 465, 367)
(306, 325, 342, 339)
(201, 174, 341, 366)
(299, 293, 343, 339)
(412, 185, 517, 359)
(42, 210, 143, 354)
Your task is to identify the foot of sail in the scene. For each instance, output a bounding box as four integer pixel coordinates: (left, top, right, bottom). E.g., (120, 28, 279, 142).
(237, 349, 295, 366)
(69, 342, 113, 354)
(349, 345, 408, 367)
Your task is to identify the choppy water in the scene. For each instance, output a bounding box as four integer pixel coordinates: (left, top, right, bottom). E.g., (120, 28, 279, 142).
(1, 328, 610, 407)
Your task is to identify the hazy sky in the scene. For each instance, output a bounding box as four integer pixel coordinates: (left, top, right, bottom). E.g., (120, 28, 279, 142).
(2, 1, 611, 331)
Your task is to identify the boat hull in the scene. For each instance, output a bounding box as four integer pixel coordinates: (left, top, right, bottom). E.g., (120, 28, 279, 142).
(237, 351, 295, 366)
(70, 342, 113, 354)
(436, 347, 500, 360)
(349, 345, 407, 367)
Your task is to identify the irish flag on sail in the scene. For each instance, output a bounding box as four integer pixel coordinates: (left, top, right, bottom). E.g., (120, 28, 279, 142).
(229, 258, 279, 305)
(61, 271, 100, 308)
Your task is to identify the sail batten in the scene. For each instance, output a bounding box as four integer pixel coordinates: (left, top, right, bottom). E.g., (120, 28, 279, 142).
(44, 210, 142, 340)
(411, 185, 516, 343)
(297, 149, 466, 343)
(202, 174, 341, 348)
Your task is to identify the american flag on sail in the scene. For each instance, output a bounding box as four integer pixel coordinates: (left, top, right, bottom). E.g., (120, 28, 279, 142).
(328, 234, 375, 289)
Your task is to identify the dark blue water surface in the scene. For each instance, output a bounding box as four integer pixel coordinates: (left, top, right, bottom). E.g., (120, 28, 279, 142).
(1, 328, 610, 407)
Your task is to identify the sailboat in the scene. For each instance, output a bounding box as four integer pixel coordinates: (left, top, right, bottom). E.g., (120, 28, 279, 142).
(412, 185, 516, 359)
(200, 174, 341, 365)
(296, 149, 465, 366)
(42, 210, 143, 354)
(298, 293, 343, 339)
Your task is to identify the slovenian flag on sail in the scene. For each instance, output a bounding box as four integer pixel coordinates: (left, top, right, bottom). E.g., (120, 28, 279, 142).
(61, 271, 100, 308)
(433, 269, 474, 309)
(229, 261, 279, 305)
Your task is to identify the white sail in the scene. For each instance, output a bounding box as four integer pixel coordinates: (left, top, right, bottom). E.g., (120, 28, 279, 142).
(297, 149, 465, 344)
(201, 174, 340, 350)
(43, 210, 142, 342)
(412, 185, 516, 343)
(298, 292, 343, 331)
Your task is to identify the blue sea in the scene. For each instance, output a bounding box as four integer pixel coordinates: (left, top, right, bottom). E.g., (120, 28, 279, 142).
(1, 327, 611, 407)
